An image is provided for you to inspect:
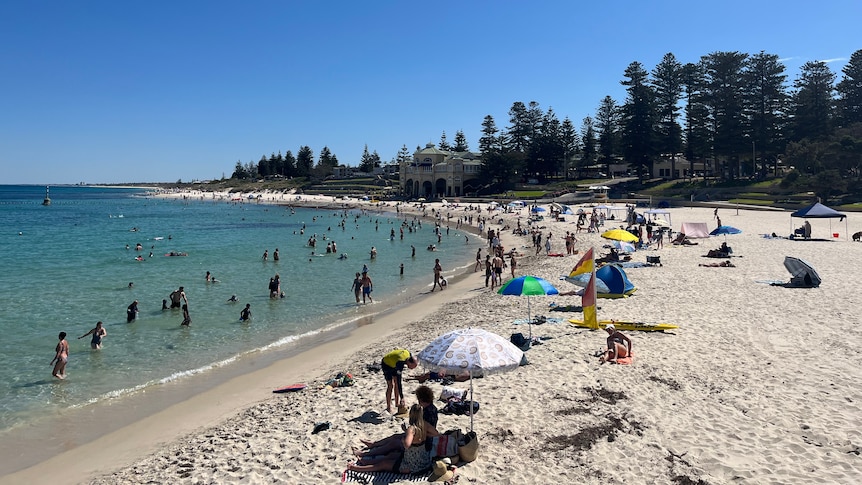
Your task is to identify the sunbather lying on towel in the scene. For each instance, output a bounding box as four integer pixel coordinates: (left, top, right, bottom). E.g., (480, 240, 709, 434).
(699, 261, 735, 267)
(671, 233, 698, 245)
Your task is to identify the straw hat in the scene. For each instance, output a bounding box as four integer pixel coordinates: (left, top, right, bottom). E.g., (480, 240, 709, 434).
(428, 460, 455, 482)
(394, 404, 410, 418)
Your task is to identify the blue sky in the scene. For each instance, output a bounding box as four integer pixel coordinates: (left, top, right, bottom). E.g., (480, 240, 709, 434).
(1, 1, 859, 184)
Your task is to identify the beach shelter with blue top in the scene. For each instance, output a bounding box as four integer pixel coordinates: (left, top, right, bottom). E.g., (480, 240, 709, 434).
(595, 264, 637, 298)
(790, 202, 847, 239)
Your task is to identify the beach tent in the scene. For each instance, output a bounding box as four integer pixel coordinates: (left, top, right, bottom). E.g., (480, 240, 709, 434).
(644, 209, 672, 228)
(781, 256, 822, 288)
(564, 262, 636, 298)
(595, 264, 637, 298)
(790, 202, 847, 240)
(679, 222, 710, 238)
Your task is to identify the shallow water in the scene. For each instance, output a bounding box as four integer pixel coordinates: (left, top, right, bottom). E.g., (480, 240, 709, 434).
(0, 185, 477, 432)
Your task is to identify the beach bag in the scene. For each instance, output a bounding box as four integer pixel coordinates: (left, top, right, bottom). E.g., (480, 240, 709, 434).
(458, 431, 479, 462)
(443, 400, 479, 416)
(510, 332, 531, 351)
(426, 433, 459, 459)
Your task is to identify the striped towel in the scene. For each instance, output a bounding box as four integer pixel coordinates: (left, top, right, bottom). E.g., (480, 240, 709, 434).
(341, 469, 430, 483)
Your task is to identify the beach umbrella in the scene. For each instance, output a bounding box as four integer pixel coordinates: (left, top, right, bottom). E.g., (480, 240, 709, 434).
(610, 240, 636, 253)
(497, 276, 559, 339)
(417, 328, 524, 432)
(651, 218, 671, 228)
(710, 225, 742, 240)
(601, 229, 639, 243)
(531, 207, 546, 212)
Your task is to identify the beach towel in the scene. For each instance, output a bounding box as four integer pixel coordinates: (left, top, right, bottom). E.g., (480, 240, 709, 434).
(512, 316, 565, 325)
(341, 469, 430, 483)
(614, 355, 634, 365)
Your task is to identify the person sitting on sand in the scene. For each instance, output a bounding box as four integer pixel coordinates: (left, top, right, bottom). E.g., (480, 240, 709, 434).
(347, 404, 431, 474)
(354, 386, 440, 458)
(599, 323, 631, 364)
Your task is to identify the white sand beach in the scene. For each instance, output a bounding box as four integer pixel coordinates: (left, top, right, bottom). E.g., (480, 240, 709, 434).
(3, 196, 861, 485)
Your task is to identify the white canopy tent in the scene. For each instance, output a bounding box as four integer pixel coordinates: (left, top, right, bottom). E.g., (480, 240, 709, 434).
(644, 209, 672, 228)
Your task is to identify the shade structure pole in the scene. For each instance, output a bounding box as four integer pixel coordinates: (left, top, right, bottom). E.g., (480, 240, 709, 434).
(469, 376, 474, 432)
(527, 296, 532, 340)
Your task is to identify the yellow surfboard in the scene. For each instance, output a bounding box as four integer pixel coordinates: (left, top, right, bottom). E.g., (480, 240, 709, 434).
(569, 319, 678, 332)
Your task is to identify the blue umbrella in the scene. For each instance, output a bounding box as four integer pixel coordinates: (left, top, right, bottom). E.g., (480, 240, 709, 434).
(531, 207, 546, 212)
(710, 225, 742, 241)
(498, 276, 559, 339)
(710, 225, 742, 236)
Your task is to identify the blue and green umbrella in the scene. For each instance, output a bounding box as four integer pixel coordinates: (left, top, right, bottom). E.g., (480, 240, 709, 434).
(498, 276, 559, 339)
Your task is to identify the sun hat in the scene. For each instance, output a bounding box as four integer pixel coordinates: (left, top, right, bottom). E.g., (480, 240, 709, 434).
(605, 323, 615, 332)
(428, 460, 455, 482)
(395, 404, 410, 418)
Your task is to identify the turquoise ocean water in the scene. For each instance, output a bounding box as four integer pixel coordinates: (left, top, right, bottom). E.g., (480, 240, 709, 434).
(0, 185, 477, 433)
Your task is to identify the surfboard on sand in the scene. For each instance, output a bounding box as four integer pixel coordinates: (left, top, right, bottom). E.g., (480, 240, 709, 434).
(569, 319, 678, 332)
(273, 383, 307, 393)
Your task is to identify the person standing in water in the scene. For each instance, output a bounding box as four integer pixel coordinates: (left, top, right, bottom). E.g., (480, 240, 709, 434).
(169, 286, 187, 309)
(78, 321, 107, 349)
(127, 300, 139, 322)
(351, 272, 363, 303)
(240, 303, 252, 321)
(181, 304, 192, 326)
(361, 272, 373, 304)
(431, 258, 443, 291)
(50, 332, 69, 379)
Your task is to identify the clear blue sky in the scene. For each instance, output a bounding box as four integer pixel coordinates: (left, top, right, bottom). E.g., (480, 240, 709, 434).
(1, 1, 859, 184)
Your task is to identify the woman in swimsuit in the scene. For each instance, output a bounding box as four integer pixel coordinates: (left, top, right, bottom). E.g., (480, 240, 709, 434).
(50, 332, 69, 379)
(78, 321, 107, 350)
(347, 404, 431, 474)
(599, 323, 632, 364)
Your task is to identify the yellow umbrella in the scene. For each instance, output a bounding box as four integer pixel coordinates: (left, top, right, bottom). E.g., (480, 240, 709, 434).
(601, 229, 639, 243)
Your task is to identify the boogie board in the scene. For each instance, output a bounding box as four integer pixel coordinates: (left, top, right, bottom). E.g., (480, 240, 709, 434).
(569, 319, 678, 332)
(273, 383, 307, 393)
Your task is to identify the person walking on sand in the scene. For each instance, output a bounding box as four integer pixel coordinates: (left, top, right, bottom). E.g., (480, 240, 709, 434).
(431, 258, 443, 291)
(510, 252, 518, 278)
(484, 255, 492, 287)
(351, 272, 363, 303)
(492, 253, 504, 290)
(361, 272, 374, 303)
(474, 248, 482, 272)
(78, 321, 107, 349)
(50, 332, 69, 379)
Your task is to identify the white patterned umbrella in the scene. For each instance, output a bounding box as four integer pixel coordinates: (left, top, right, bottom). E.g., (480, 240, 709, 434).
(417, 328, 524, 431)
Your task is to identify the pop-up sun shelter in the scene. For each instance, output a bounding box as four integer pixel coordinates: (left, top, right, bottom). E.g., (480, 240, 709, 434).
(679, 222, 710, 238)
(790, 202, 847, 240)
(773, 256, 821, 288)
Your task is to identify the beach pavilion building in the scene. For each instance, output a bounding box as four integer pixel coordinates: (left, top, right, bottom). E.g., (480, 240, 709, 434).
(399, 143, 483, 199)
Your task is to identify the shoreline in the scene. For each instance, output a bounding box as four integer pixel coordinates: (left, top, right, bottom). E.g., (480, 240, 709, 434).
(5, 196, 860, 485)
(0, 192, 488, 483)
